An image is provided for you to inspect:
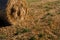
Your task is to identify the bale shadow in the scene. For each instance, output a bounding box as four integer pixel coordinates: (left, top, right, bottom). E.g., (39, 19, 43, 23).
(0, 0, 11, 27)
(0, 18, 11, 27)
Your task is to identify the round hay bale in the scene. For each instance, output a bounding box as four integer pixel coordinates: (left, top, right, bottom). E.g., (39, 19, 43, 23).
(6, 0, 28, 25)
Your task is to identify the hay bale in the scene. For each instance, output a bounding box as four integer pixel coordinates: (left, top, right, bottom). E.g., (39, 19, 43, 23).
(6, 0, 28, 25)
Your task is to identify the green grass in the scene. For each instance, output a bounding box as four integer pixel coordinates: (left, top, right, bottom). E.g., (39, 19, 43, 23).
(14, 27, 31, 35)
(0, 34, 6, 39)
(27, 0, 40, 3)
(29, 36, 36, 40)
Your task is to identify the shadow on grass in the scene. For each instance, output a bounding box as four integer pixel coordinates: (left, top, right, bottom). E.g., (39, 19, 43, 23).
(0, 18, 11, 27)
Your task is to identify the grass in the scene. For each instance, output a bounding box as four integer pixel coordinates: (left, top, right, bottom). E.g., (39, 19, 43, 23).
(38, 33, 44, 38)
(27, 0, 40, 3)
(0, 34, 6, 39)
(14, 27, 31, 35)
(0, 0, 60, 40)
(29, 36, 36, 40)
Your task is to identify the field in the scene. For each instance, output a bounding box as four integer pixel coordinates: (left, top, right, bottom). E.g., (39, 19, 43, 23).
(0, 0, 60, 40)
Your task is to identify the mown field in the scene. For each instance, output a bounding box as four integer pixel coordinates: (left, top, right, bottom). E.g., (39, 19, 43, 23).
(0, 0, 60, 40)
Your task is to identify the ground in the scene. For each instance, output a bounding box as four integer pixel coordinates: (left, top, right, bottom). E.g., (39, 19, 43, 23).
(0, 0, 60, 40)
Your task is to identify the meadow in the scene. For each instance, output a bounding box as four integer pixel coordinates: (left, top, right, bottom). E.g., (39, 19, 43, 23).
(0, 0, 60, 40)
